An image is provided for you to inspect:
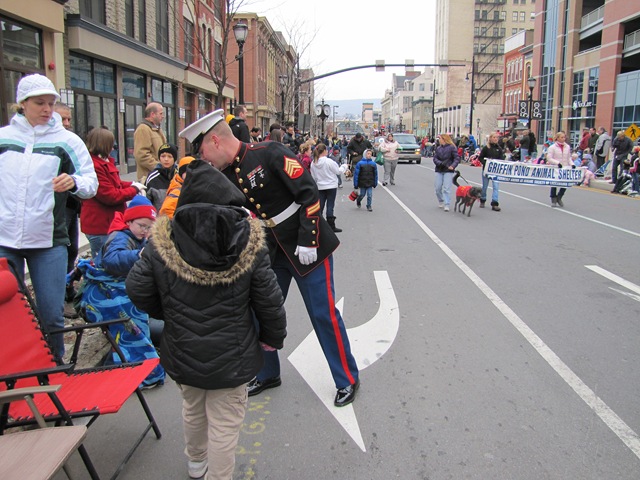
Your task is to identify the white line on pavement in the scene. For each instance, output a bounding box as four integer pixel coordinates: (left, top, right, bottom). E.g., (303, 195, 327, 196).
(384, 187, 640, 460)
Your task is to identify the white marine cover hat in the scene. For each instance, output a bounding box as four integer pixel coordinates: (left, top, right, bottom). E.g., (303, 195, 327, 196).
(179, 109, 226, 152)
(16, 74, 60, 103)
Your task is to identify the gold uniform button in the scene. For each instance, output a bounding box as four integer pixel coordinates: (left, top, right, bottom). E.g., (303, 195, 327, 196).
(260, 184, 264, 188)
(235, 156, 240, 161)
(261, 213, 267, 218)
(238, 178, 243, 184)
(312, 241, 317, 245)
(243, 188, 248, 193)
(249, 198, 255, 203)
(312, 230, 316, 234)
(312, 220, 316, 224)
(256, 204, 261, 209)
(235, 168, 241, 173)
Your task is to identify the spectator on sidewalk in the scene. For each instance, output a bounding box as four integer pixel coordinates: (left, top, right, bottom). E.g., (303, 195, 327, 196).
(611, 130, 634, 185)
(593, 127, 611, 169)
(81, 127, 144, 257)
(55, 103, 81, 299)
(145, 143, 178, 211)
(159, 156, 195, 219)
(134, 102, 166, 182)
(78, 195, 165, 388)
(229, 105, 251, 143)
(127, 161, 286, 480)
(0, 74, 98, 360)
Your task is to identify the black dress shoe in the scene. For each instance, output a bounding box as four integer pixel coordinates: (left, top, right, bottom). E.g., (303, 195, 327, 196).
(334, 380, 360, 407)
(247, 376, 281, 397)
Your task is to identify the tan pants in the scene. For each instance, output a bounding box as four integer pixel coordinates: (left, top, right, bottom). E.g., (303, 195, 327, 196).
(178, 383, 248, 480)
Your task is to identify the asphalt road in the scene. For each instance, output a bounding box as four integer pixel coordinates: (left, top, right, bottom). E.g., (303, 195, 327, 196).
(57, 162, 640, 480)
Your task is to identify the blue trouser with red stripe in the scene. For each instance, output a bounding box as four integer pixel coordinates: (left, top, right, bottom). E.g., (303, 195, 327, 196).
(256, 249, 359, 389)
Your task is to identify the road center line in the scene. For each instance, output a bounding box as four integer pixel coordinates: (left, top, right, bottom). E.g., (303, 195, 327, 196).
(384, 186, 640, 460)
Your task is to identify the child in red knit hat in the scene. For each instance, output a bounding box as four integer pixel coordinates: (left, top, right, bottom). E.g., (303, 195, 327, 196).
(76, 194, 165, 388)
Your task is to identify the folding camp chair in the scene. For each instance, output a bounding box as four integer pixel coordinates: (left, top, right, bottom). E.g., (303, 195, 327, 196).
(0, 385, 87, 480)
(0, 257, 162, 480)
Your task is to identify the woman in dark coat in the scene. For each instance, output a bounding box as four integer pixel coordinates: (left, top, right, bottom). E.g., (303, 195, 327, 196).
(478, 132, 505, 211)
(126, 160, 286, 480)
(432, 133, 460, 211)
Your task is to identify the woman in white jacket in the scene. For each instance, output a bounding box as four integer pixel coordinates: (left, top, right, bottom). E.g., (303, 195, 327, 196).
(379, 133, 400, 186)
(310, 143, 348, 232)
(545, 131, 573, 207)
(0, 74, 98, 360)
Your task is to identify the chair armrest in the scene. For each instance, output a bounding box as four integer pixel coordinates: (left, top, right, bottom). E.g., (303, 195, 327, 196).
(0, 385, 61, 405)
(49, 317, 130, 334)
(50, 318, 131, 365)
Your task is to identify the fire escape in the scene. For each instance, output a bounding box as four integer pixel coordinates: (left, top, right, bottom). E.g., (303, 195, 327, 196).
(473, 0, 506, 104)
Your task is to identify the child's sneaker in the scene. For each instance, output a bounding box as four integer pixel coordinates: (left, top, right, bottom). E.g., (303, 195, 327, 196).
(367, 206, 372, 212)
(188, 460, 208, 479)
(356, 199, 361, 208)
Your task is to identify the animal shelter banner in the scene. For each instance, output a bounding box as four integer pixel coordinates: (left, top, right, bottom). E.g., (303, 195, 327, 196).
(484, 159, 585, 187)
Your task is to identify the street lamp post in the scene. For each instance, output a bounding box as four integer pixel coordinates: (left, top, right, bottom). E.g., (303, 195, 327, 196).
(233, 22, 248, 106)
(527, 77, 536, 134)
(431, 77, 436, 139)
(279, 75, 287, 122)
(332, 105, 339, 136)
(466, 56, 476, 136)
(315, 99, 330, 138)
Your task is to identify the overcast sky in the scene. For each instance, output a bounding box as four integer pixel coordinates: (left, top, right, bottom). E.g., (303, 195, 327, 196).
(242, 0, 437, 101)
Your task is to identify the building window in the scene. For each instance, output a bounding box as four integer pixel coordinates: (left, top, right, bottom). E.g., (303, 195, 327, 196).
(513, 11, 518, 22)
(151, 78, 176, 142)
(586, 67, 599, 120)
(184, 19, 194, 64)
(138, 0, 147, 43)
(512, 28, 518, 34)
(520, 12, 526, 22)
(156, 0, 169, 53)
(69, 53, 117, 139)
(122, 69, 146, 99)
(500, 11, 507, 20)
(80, 0, 106, 24)
(213, 0, 223, 22)
(125, 0, 134, 37)
(0, 15, 43, 70)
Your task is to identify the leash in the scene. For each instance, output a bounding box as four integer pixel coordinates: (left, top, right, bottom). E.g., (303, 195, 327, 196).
(453, 170, 471, 185)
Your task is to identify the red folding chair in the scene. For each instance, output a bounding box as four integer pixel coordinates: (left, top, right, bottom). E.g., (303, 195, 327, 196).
(0, 257, 162, 480)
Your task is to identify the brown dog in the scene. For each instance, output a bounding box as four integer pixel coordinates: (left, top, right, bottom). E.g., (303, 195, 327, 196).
(453, 171, 482, 217)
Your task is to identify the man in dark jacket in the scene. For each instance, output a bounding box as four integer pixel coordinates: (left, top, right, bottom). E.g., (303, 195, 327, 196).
(178, 109, 360, 408)
(347, 132, 372, 170)
(229, 105, 251, 143)
(282, 123, 302, 154)
(611, 130, 634, 184)
(126, 161, 286, 480)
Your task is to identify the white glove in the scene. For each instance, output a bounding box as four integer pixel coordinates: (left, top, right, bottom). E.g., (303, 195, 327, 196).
(132, 182, 147, 193)
(294, 245, 318, 265)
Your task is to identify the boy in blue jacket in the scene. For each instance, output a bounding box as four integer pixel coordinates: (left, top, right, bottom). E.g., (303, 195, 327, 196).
(354, 149, 379, 212)
(77, 195, 165, 388)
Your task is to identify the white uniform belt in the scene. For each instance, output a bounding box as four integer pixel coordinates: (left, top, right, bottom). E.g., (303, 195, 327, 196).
(263, 202, 299, 228)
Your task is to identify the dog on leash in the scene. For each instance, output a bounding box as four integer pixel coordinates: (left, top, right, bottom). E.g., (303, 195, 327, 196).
(453, 170, 482, 217)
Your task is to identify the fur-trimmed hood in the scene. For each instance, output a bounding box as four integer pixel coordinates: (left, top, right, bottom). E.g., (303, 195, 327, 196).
(151, 208, 265, 287)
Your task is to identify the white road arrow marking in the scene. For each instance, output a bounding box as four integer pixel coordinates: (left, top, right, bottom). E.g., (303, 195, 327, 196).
(609, 288, 640, 303)
(586, 265, 640, 298)
(288, 271, 399, 452)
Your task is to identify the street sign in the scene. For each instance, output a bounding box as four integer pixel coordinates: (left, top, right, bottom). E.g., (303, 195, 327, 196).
(625, 123, 639, 141)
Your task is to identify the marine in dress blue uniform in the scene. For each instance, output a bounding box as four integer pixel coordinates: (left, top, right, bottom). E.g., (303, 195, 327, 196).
(179, 110, 359, 407)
